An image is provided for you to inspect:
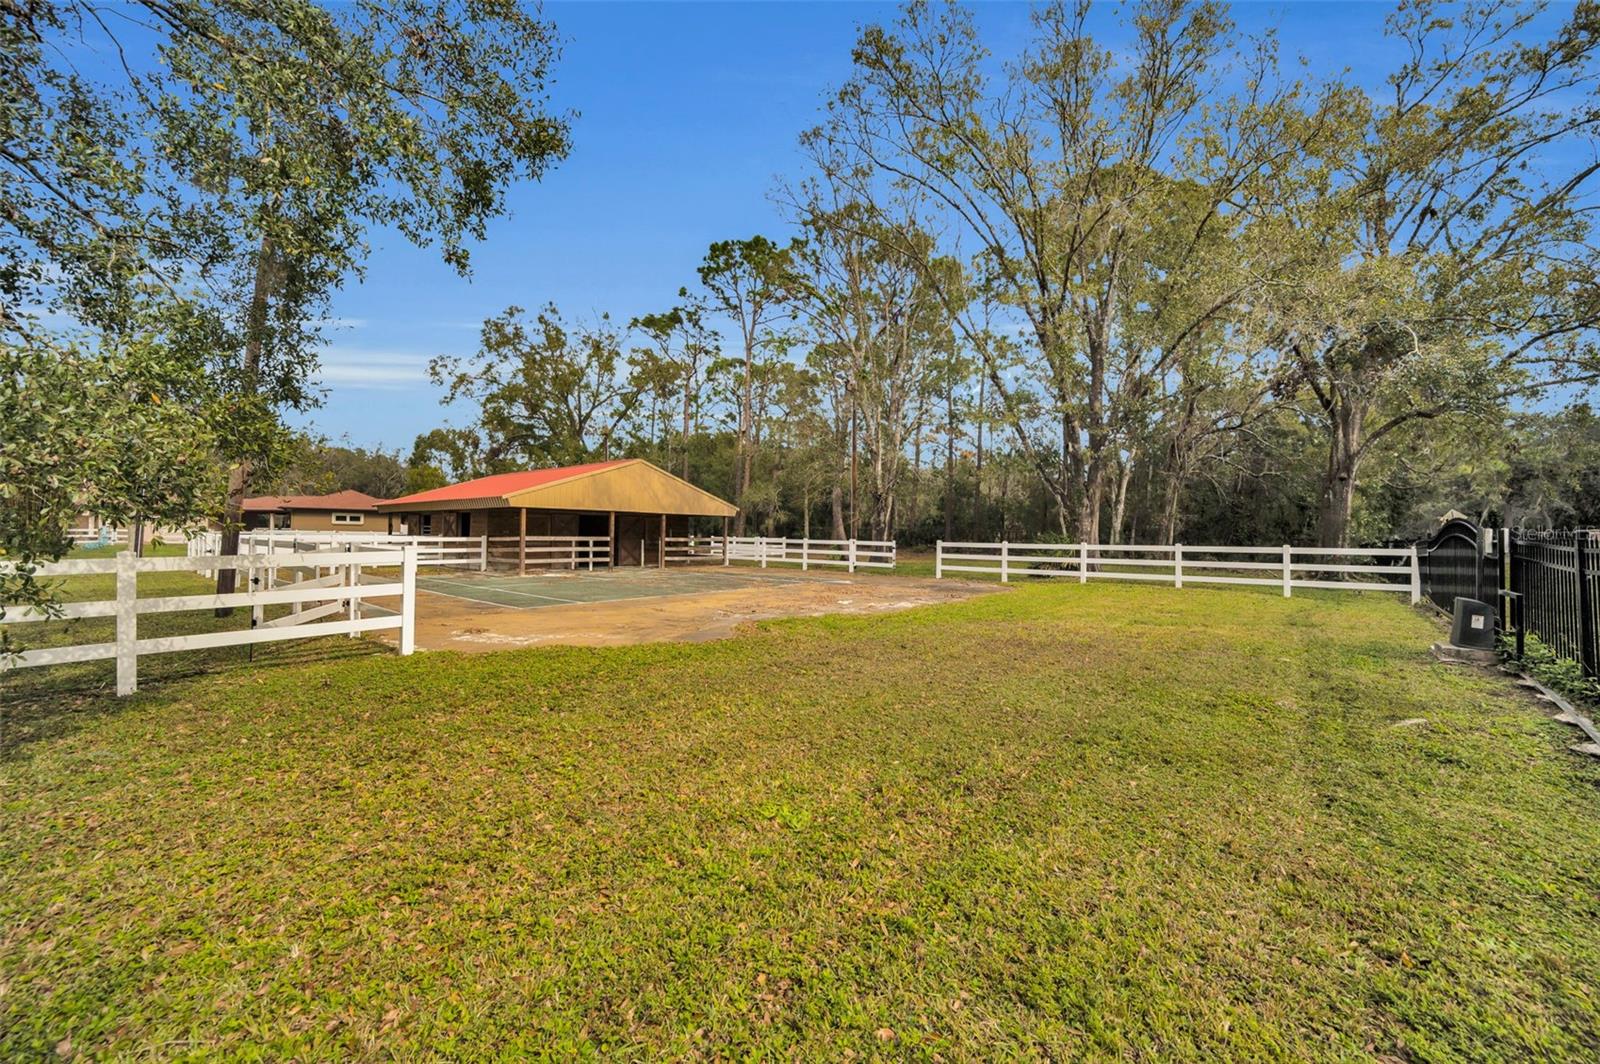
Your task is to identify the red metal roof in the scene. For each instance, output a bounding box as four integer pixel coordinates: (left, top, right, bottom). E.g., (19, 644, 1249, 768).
(242, 489, 387, 512)
(380, 461, 634, 508)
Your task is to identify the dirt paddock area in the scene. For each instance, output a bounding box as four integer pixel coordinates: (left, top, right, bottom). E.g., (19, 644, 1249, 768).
(378, 565, 994, 652)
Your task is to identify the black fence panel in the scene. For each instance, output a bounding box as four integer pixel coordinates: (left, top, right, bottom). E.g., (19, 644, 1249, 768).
(1415, 516, 1600, 679)
(1418, 518, 1493, 618)
(1511, 530, 1599, 678)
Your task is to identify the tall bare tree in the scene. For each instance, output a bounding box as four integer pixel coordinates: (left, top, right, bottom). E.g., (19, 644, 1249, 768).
(819, 0, 1321, 540)
(698, 237, 799, 534)
(1271, 0, 1600, 545)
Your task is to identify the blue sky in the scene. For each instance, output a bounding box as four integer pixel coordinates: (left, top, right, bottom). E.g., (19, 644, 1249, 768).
(297, 1, 1569, 451)
(306, 1, 920, 449)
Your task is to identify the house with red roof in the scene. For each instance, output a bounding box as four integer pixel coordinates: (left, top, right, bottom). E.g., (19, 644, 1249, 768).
(376, 459, 737, 568)
(241, 489, 389, 532)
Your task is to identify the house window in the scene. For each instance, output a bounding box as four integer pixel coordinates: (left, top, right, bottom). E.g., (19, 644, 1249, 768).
(419, 514, 433, 534)
(331, 512, 365, 525)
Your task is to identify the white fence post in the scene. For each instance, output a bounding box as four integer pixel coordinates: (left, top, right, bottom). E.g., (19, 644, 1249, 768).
(1282, 545, 1292, 598)
(1079, 542, 1088, 584)
(399, 544, 417, 656)
(346, 544, 359, 637)
(250, 556, 266, 629)
(935, 540, 943, 579)
(1001, 540, 1010, 584)
(480, 535, 489, 572)
(759, 536, 767, 569)
(1409, 545, 1422, 605)
(848, 539, 857, 574)
(115, 548, 137, 696)
(801, 538, 809, 571)
(1174, 543, 1184, 589)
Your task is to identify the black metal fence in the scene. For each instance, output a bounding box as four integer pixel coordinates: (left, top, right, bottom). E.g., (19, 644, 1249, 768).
(1510, 530, 1599, 678)
(1415, 518, 1599, 678)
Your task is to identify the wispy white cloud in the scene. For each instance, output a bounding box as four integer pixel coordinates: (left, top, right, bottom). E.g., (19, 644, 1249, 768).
(316, 347, 434, 390)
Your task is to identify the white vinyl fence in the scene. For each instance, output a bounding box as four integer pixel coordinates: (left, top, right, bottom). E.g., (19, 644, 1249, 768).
(487, 535, 610, 572)
(240, 530, 487, 568)
(718, 536, 896, 572)
(188, 530, 223, 557)
(935, 541, 1420, 602)
(664, 536, 725, 563)
(67, 525, 126, 546)
(1, 547, 416, 696)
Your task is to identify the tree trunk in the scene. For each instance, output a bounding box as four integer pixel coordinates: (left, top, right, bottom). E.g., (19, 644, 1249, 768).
(734, 337, 754, 536)
(1157, 399, 1197, 544)
(681, 381, 692, 481)
(848, 398, 858, 539)
(1158, 468, 1184, 545)
(1109, 449, 1136, 545)
(943, 379, 956, 541)
(215, 235, 276, 612)
(1078, 457, 1106, 544)
(830, 484, 846, 540)
(1317, 400, 1366, 548)
(972, 375, 984, 538)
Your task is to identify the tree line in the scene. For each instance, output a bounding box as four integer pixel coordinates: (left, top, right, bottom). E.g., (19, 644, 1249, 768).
(384, 0, 1600, 548)
(5, 0, 1600, 625)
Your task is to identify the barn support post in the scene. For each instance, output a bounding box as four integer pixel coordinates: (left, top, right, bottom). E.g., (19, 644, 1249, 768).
(659, 514, 667, 569)
(608, 511, 616, 569)
(518, 508, 527, 577)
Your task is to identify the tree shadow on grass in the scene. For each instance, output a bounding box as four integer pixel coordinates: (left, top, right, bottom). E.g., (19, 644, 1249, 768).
(0, 637, 390, 761)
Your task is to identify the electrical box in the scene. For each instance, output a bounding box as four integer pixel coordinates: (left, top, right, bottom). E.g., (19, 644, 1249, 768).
(1449, 597, 1497, 650)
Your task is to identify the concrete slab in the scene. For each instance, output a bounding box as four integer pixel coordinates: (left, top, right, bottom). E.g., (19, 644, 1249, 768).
(366, 567, 997, 653)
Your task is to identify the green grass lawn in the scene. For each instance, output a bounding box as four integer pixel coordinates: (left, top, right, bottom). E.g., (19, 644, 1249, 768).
(4, 583, 1599, 1059)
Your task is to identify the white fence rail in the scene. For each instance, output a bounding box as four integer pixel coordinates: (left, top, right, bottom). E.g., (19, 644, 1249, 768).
(717, 536, 896, 572)
(488, 536, 610, 572)
(665, 536, 725, 564)
(935, 541, 1420, 601)
(67, 525, 126, 546)
(187, 530, 223, 557)
(239, 530, 486, 569)
(1, 547, 417, 695)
